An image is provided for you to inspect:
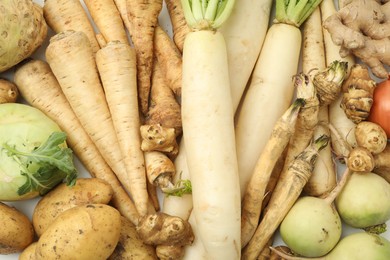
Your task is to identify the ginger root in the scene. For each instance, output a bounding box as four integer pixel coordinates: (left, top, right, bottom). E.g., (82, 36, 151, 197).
(323, 0, 390, 78)
(340, 64, 376, 123)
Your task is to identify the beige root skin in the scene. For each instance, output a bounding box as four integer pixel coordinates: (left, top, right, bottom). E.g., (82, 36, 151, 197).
(144, 151, 175, 189)
(324, 0, 390, 78)
(347, 147, 376, 172)
(156, 244, 185, 260)
(341, 64, 377, 123)
(0, 78, 18, 103)
(136, 212, 194, 247)
(373, 144, 390, 182)
(140, 124, 179, 158)
(355, 121, 388, 154)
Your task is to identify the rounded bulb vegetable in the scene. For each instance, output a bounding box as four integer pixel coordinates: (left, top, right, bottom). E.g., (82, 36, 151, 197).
(368, 77, 390, 138)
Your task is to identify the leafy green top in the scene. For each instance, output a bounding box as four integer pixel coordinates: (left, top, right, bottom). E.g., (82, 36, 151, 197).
(181, 0, 236, 30)
(2, 131, 78, 196)
(275, 0, 323, 27)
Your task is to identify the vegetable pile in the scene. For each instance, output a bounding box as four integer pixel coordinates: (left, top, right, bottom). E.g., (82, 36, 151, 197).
(0, 0, 390, 259)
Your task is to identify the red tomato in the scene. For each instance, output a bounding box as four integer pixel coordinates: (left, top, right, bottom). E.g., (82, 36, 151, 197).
(368, 77, 390, 139)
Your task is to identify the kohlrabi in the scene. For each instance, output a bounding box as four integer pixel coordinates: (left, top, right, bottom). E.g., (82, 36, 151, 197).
(0, 103, 77, 201)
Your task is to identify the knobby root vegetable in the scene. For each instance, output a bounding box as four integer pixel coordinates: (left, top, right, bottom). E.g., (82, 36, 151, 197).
(13, 59, 140, 225)
(323, 0, 390, 78)
(95, 40, 150, 217)
(43, 0, 100, 53)
(154, 25, 183, 97)
(84, 0, 130, 46)
(180, 1, 241, 258)
(126, 0, 163, 114)
(242, 135, 330, 259)
(145, 58, 182, 135)
(164, 0, 190, 52)
(341, 64, 377, 123)
(234, 0, 322, 198)
(241, 99, 305, 248)
(136, 212, 194, 247)
(0, 78, 19, 103)
(0, 0, 47, 72)
(219, 0, 273, 111)
(355, 121, 388, 155)
(144, 151, 175, 190)
(373, 144, 390, 182)
(156, 244, 185, 260)
(140, 124, 179, 157)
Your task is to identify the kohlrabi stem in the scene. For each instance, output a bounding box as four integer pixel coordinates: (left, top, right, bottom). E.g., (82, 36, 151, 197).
(181, 0, 236, 30)
(275, 0, 323, 27)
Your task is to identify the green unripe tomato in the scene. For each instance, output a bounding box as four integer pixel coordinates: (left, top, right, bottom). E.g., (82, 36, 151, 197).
(335, 172, 390, 229)
(280, 196, 342, 257)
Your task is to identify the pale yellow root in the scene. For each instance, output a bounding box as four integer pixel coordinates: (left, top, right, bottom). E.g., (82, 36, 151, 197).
(144, 151, 175, 189)
(95, 41, 149, 216)
(43, 0, 100, 53)
(154, 25, 182, 97)
(84, 0, 130, 46)
(164, 0, 191, 52)
(13, 59, 140, 225)
(45, 30, 137, 214)
(126, 0, 163, 115)
(113, 0, 133, 41)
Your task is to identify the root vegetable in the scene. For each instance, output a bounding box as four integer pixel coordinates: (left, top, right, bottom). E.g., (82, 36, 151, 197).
(0, 0, 47, 72)
(0, 78, 19, 103)
(368, 76, 390, 138)
(242, 135, 330, 259)
(126, 0, 163, 115)
(373, 144, 390, 182)
(140, 124, 179, 157)
(234, 0, 322, 198)
(164, 0, 190, 52)
(144, 151, 175, 190)
(180, 1, 241, 258)
(279, 196, 342, 257)
(271, 232, 390, 260)
(341, 64, 377, 124)
(43, 0, 100, 53)
(95, 40, 149, 218)
(83, 0, 130, 46)
(241, 99, 304, 248)
(336, 172, 390, 229)
(355, 121, 388, 155)
(13, 59, 140, 225)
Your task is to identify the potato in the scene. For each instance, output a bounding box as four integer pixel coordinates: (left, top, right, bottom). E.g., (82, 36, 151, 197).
(19, 242, 37, 260)
(0, 202, 34, 254)
(35, 204, 121, 260)
(33, 178, 113, 236)
(109, 216, 158, 260)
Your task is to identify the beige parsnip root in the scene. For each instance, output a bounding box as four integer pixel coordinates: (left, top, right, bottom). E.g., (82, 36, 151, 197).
(95, 41, 150, 217)
(241, 99, 304, 248)
(45, 30, 139, 214)
(43, 0, 100, 53)
(164, 0, 191, 52)
(242, 135, 330, 259)
(154, 25, 183, 97)
(84, 0, 130, 46)
(126, 0, 163, 115)
(13, 59, 140, 225)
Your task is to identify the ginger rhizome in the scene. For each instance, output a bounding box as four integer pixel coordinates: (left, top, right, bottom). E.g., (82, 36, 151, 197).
(323, 0, 390, 78)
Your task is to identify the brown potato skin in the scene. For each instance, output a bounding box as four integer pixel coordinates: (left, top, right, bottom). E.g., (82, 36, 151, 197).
(35, 204, 121, 260)
(32, 178, 113, 236)
(109, 216, 158, 260)
(19, 242, 38, 260)
(0, 202, 34, 254)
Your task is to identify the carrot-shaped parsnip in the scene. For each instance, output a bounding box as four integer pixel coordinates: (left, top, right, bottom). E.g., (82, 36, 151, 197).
(180, 1, 240, 259)
(13, 59, 140, 225)
(164, 0, 191, 52)
(219, 0, 273, 111)
(301, 7, 336, 197)
(234, 0, 323, 198)
(126, 0, 163, 115)
(154, 25, 183, 97)
(45, 31, 143, 215)
(320, 0, 357, 159)
(95, 41, 150, 217)
(83, 0, 130, 47)
(242, 135, 330, 259)
(43, 0, 100, 53)
(241, 98, 304, 248)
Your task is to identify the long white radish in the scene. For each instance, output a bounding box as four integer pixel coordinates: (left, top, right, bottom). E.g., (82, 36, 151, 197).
(320, 0, 357, 159)
(219, 0, 273, 111)
(234, 0, 323, 198)
(180, 1, 241, 259)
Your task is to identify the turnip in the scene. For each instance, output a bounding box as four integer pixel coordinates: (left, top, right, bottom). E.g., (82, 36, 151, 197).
(335, 172, 390, 229)
(272, 232, 390, 260)
(280, 196, 342, 257)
